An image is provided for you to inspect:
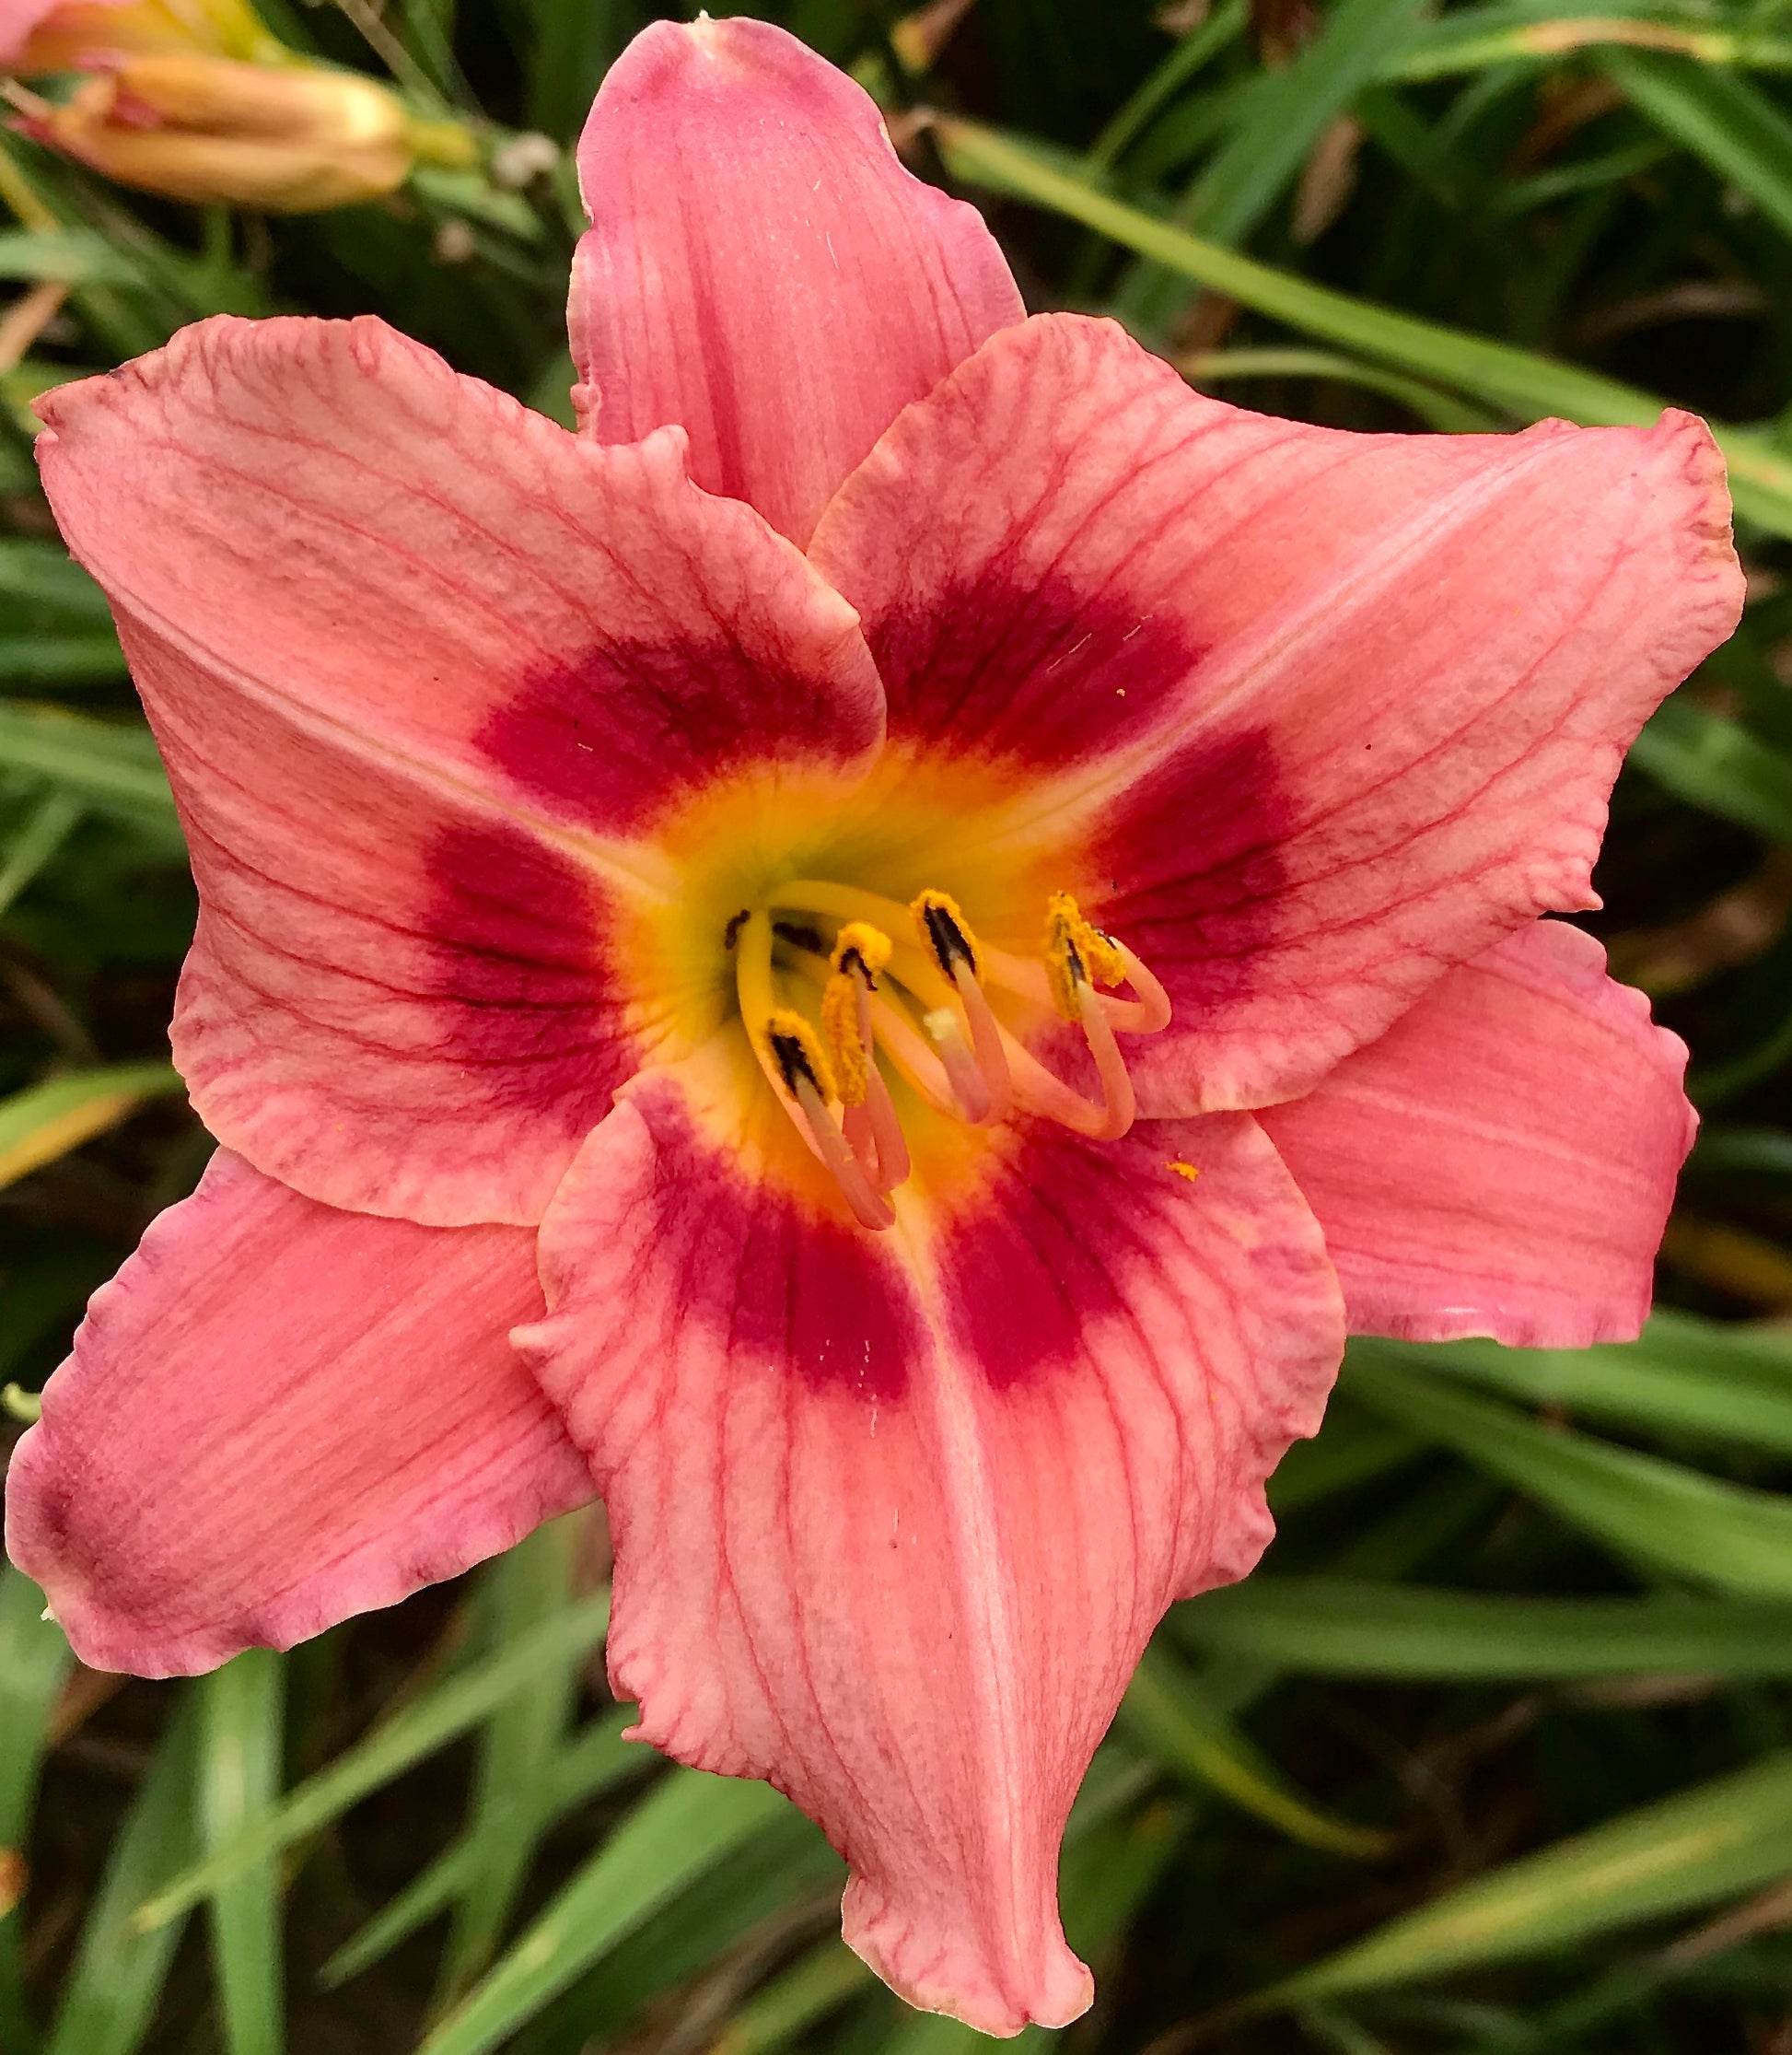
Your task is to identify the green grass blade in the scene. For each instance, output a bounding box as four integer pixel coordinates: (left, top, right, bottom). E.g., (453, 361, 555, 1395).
(0, 1568, 73, 2050)
(46, 1695, 201, 2055)
(1370, 1317, 1792, 1457)
(713, 1941, 870, 2055)
(1178, 1582, 1792, 1678)
(1182, 347, 1502, 430)
(1084, 0, 1248, 173)
(1392, 4, 1792, 81)
(1263, 1395, 1426, 1513)
(416, 1769, 792, 2055)
(134, 1589, 611, 1933)
(0, 543, 119, 659)
(1165, 0, 1426, 245)
(318, 1704, 650, 1991)
(1344, 1355, 1792, 1594)
(198, 1652, 285, 2055)
(527, 0, 641, 139)
(0, 1568, 71, 1850)
(1600, 53, 1792, 244)
(514, 1804, 841, 2050)
(0, 1066, 187, 1191)
(1261, 1753, 1792, 2004)
(1121, 1644, 1392, 1859)
(930, 114, 1792, 536)
(1630, 696, 1792, 841)
(436, 1520, 587, 2003)
(0, 794, 81, 917)
(0, 637, 130, 688)
(0, 706, 179, 845)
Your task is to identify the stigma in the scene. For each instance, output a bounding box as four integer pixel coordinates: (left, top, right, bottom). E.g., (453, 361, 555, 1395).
(731, 880, 1169, 1232)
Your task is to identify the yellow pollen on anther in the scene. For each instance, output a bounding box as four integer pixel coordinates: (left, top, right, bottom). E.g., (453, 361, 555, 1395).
(765, 1007, 836, 1103)
(1043, 893, 1088, 1022)
(820, 921, 891, 1107)
(911, 889, 983, 982)
(1047, 889, 1125, 998)
(1167, 1160, 1201, 1183)
(820, 973, 868, 1105)
(831, 920, 891, 980)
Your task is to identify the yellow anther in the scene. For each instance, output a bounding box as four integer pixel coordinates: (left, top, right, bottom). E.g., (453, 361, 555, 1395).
(1076, 921, 1126, 988)
(820, 973, 869, 1106)
(1166, 1160, 1201, 1183)
(911, 889, 983, 982)
(1047, 890, 1125, 990)
(1043, 893, 1088, 1022)
(765, 1007, 836, 1103)
(832, 920, 892, 980)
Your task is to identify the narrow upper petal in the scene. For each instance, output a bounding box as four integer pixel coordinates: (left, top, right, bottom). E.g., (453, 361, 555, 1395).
(4, 1150, 593, 1676)
(568, 17, 1023, 547)
(35, 315, 884, 1226)
(1257, 919, 1694, 1348)
(808, 313, 1743, 1112)
(517, 1060, 1343, 2034)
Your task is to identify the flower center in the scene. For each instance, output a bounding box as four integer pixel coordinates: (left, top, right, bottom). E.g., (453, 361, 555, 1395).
(728, 881, 1169, 1232)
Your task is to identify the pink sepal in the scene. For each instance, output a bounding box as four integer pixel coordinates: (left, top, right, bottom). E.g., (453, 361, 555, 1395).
(1260, 921, 1696, 1347)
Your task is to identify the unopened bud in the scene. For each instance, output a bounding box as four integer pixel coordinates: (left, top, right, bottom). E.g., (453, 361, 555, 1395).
(19, 53, 469, 211)
(3, 0, 285, 76)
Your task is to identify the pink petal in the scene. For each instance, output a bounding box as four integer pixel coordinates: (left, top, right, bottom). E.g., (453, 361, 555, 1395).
(809, 313, 1743, 1112)
(3, 1150, 592, 1676)
(36, 315, 884, 1226)
(568, 17, 1023, 547)
(517, 1068, 1343, 2033)
(1258, 919, 1694, 1348)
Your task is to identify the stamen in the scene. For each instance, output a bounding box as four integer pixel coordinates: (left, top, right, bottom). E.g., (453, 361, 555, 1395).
(832, 920, 893, 982)
(910, 888, 981, 980)
(912, 890, 1012, 1122)
(767, 1009, 893, 1231)
(1032, 891, 1150, 1141)
(733, 909, 895, 1228)
(864, 990, 960, 1118)
(924, 1003, 995, 1124)
(766, 1006, 836, 1104)
(858, 1066, 911, 1192)
(733, 877, 1169, 1222)
(820, 973, 869, 1107)
(820, 922, 911, 1192)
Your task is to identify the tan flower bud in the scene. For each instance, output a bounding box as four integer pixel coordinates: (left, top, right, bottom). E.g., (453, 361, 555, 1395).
(6, 0, 287, 76)
(22, 53, 448, 210)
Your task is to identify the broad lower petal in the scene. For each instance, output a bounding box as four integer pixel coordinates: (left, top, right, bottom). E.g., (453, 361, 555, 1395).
(1258, 920, 1694, 1348)
(36, 315, 884, 1225)
(809, 313, 1743, 1112)
(4, 1150, 592, 1676)
(518, 1063, 1343, 2034)
(569, 17, 1023, 548)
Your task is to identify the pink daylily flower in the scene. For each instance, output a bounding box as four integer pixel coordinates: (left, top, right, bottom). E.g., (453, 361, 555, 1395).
(1, 17, 1742, 2035)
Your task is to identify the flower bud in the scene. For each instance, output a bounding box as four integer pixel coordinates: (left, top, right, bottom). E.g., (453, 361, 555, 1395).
(2, 0, 285, 76)
(18, 53, 461, 210)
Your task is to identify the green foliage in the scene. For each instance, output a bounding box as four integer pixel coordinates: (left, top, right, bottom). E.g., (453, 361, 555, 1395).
(6, 1, 1792, 2051)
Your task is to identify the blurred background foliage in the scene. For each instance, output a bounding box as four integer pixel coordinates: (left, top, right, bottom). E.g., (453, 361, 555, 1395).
(6, 0, 1792, 2049)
